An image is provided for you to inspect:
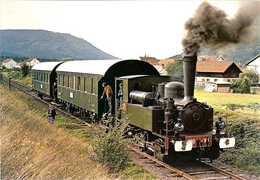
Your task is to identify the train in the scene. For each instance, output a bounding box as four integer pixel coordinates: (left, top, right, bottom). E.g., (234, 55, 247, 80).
(31, 56, 235, 162)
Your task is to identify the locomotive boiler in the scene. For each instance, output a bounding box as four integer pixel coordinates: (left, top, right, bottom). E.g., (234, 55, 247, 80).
(118, 55, 235, 162)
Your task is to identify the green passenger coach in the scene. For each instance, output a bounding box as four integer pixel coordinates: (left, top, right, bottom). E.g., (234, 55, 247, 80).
(32, 62, 63, 99)
(55, 59, 160, 117)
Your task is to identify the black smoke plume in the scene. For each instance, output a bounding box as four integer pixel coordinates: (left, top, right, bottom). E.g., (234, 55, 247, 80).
(182, 1, 259, 56)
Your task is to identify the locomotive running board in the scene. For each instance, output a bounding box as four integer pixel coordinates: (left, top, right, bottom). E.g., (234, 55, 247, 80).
(174, 141, 193, 152)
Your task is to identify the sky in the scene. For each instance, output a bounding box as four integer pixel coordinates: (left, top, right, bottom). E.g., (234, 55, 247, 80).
(0, 0, 244, 59)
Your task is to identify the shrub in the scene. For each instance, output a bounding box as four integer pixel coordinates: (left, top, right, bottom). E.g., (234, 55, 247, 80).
(88, 116, 130, 173)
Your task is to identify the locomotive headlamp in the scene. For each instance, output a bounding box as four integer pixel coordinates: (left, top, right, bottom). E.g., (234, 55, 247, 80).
(216, 116, 226, 132)
(175, 118, 184, 132)
(216, 120, 226, 129)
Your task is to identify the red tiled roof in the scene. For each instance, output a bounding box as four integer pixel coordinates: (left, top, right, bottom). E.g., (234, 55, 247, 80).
(3, 59, 12, 63)
(26, 58, 34, 62)
(198, 55, 226, 62)
(158, 59, 175, 66)
(139, 56, 159, 65)
(196, 61, 234, 73)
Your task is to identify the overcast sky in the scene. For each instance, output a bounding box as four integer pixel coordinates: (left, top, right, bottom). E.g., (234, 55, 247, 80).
(1, 0, 245, 59)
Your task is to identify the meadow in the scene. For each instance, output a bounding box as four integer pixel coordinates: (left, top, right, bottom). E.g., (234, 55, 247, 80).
(195, 89, 260, 177)
(0, 85, 154, 180)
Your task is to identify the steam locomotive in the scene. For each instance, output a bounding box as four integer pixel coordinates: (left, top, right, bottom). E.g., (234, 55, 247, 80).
(32, 55, 235, 162)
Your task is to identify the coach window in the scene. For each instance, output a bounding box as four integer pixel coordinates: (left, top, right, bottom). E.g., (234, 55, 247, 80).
(58, 74, 61, 85)
(91, 78, 95, 94)
(62, 75, 65, 86)
(47, 73, 49, 83)
(77, 76, 81, 90)
(84, 77, 87, 92)
(43, 73, 46, 82)
(68, 75, 70, 88)
(73, 76, 76, 89)
(40, 73, 42, 81)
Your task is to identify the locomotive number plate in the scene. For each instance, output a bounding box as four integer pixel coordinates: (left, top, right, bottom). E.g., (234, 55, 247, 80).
(185, 135, 212, 148)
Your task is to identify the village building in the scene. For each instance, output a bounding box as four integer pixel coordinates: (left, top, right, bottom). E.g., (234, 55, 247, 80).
(26, 58, 40, 67)
(2, 59, 17, 69)
(140, 54, 244, 92)
(196, 61, 242, 92)
(139, 55, 168, 75)
(245, 54, 260, 75)
(15, 62, 25, 69)
(198, 55, 226, 62)
(245, 54, 260, 92)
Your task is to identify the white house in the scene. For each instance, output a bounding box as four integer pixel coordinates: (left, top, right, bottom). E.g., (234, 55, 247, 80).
(2, 59, 17, 69)
(245, 54, 260, 75)
(15, 62, 24, 69)
(26, 58, 40, 67)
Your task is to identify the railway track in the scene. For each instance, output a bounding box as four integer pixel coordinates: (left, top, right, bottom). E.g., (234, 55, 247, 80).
(2, 77, 92, 127)
(1, 77, 247, 180)
(131, 146, 245, 180)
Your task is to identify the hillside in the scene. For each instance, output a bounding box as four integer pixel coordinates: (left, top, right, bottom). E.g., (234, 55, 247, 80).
(170, 38, 260, 65)
(0, 29, 117, 60)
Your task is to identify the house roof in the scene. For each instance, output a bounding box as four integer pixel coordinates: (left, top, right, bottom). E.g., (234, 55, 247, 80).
(16, 62, 24, 66)
(26, 58, 36, 62)
(158, 59, 175, 66)
(198, 55, 226, 62)
(3, 59, 13, 63)
(139, 56, 159, 65)
(245, 54, 260, 66)
(196, 61, 238, 73)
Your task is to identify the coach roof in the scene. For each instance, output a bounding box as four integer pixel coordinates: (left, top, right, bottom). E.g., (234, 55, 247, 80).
(32, 62, 63, 71)
(56, 59, 160, 77)
(56, 59, 121, 75)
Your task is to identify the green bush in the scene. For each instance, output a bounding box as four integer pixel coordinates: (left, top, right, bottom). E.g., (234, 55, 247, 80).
(88, 117, 130, 173)
(218, 119, 260, 176)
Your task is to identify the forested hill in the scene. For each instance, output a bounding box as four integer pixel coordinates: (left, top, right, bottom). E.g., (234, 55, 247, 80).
(170, 36, 260, 65)
(0, 29, 117, 60)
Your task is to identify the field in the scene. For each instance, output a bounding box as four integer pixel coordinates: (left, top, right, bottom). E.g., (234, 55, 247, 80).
(195, 89, 260, 177)
(0, 85, 155, 180)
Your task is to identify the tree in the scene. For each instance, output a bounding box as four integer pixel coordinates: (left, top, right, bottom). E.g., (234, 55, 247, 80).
(165, 60, 183, 79)
(61, 58, 72, 61)
(240, 68, 259, 84)
(231, 76, 251, 94)
(21, 63, 29, 77)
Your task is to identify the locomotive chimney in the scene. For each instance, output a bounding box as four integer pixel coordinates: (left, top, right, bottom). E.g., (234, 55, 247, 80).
(182, 55, 197, 103)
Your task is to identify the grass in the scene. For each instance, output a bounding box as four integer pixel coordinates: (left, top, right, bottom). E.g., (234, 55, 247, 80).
(195, 89, 260, 177)
(1, 85, 114, 179)
(0, 85, 156, 179)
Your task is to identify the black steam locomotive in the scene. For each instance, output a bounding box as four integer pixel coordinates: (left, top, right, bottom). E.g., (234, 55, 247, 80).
(119, 56, 235, 162)
(32, 55, 235, 162)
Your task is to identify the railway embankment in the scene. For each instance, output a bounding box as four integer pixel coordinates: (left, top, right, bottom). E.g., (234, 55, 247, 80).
(0, 85, 155, 180)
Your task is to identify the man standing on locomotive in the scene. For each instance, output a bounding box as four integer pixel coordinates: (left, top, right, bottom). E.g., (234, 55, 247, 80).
(100, 82, 113, 114)
(118, 83, 123, 108)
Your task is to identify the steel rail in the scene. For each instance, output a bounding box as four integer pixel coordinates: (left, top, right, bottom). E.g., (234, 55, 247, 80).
(201, 161, 245, 180)
(131, 146, 197, 180)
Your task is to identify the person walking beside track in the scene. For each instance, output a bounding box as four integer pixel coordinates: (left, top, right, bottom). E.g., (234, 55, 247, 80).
(47, 105, 56, 124)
